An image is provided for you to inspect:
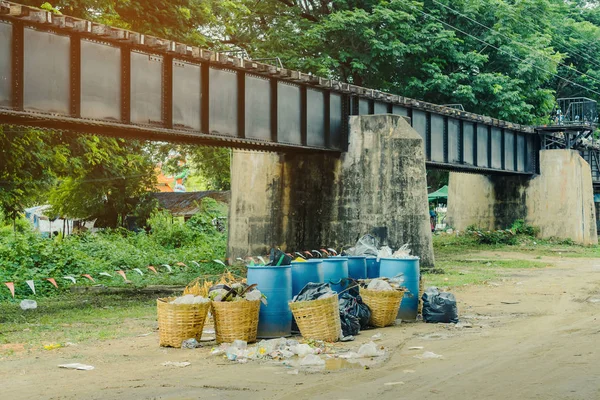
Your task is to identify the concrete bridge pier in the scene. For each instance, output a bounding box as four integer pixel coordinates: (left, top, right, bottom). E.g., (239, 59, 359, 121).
(447, 150, 598, 244)
(228, 114, 435, 268)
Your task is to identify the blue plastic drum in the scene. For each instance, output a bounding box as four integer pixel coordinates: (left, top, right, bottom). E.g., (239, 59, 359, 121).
(379, 257, 420, 320)
(246, 265, 292, 338)
(321, 257, 348, 293)
(291, 259, 324, 296)
(366, 256, 379, 278)
(347, 256, 367, 279)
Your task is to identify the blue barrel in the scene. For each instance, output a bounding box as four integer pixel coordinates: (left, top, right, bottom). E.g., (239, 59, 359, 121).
(347, 256, 367, 279)
(246, 265, 292, 338)
(366, 257, 379, 278)
(379, 257, 420, 320)
(291, 259, 324, 296)
(321, 257, 348, 293)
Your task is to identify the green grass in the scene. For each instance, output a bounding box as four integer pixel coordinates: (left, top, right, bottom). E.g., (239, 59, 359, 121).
(0, 293, 157, 357)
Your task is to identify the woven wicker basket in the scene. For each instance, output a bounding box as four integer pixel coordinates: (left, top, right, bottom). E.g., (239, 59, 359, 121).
(157, 297, 211, 348)
(360, 288, 404, 328)
(289, 294, 340, 342)
(212, 300, 260, 344)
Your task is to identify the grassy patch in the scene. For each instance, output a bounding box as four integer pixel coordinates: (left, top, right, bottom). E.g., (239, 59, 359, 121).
(0, 293, 157, 357)
(424, 256, 552, 289)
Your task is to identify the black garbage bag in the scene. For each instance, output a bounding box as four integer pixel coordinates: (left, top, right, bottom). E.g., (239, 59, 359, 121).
(292, 282, 335, 302)
(269, 248, 293, 266)
(422, 287, 459, 323)
(338, 282, 372, 335)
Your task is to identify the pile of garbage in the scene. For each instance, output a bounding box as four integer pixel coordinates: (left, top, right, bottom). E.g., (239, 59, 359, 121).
(344, 234, 418, 260)
(211, 338, 386, 367)
(208, 282, 264, 303)
(169, 294, 210, 305)
(359, 276, 406, 291)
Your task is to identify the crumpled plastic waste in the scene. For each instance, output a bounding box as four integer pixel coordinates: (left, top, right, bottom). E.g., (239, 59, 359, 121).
(58, 363, 94, 371)
(298, 354, 325, 366)
(366, 279, 393, 291)
(20, 299, 37, 310)
(161, 361, 191, 367)
(181, 338, 200, 349)
(292, 283, 337, 302)
(170, 294, 210, 305)
(414, 351, 443, 359)
(338, 342, 385, 359)
(345, 234, 379, 257)
(214, 338, 324, 364)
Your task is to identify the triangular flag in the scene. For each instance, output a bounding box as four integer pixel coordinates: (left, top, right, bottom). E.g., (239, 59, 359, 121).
(190, 261, 200, 268)
(4, 282, 15, 298)
(63, 276, 76, 284)
(116, 270, 128, 281)
(26, 280, 36, 294)
(99, 272, 112, 278)
(147, 266, 158, 274)
(133, 268, 144, 276)
(175, 262, 187, 267)
(82, 274, 95, 283)
(46, 278, 58, 288)
(213, 259, 227, 267)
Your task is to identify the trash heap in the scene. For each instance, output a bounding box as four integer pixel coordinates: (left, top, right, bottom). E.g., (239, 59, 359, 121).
(169, 294, 210, 304)
(211, 337, 386, 368)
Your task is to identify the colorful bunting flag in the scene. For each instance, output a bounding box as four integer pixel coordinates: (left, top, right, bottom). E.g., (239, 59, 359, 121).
(26, 280, 36, 294)
(99, 272, 112, 278)
(133, 268, 144, 276)
(213, 259, 227, 267)
(47, 278, 58, 288)
(161, 264, 172, 273)
(63, 276, 76, 284)
(82, 274, 95, 283)
(4, 282, 15, 298)
(116, 270, 128, 281)
(148, 266, 158, 274)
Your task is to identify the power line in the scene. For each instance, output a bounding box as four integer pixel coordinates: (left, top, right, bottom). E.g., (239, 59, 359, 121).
(428, 0, 600, 89)
(410, 5, 600, 98)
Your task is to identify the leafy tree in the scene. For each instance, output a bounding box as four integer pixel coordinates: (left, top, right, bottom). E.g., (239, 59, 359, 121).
(0, 127, 67, 223)
(48, 136, 157, 228)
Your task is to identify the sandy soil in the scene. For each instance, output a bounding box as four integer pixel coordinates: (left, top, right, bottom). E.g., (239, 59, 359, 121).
(2, 252, 600, 400)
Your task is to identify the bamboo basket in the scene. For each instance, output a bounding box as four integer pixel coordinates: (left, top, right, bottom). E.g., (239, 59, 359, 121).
(212, 300, 260, 344)
(360, 288, 404, 328)
(157, 297, 211, 348)
(289, 294, 341, 342)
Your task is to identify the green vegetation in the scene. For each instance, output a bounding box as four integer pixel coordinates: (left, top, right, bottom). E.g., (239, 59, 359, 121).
(0, 198, 229, 301)
(0, 293, 157, 355)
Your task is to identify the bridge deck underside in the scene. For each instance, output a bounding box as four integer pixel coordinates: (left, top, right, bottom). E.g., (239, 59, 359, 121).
(0, 9, 537, 175)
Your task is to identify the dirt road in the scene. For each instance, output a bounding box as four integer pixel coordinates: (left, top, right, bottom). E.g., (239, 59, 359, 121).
(2, 252, 599, 400)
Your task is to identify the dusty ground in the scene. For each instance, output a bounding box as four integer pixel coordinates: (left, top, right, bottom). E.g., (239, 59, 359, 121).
(2, 252, 599, 400)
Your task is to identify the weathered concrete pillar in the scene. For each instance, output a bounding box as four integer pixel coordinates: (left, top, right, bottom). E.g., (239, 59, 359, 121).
(228, 114, 435, 267)
(447, 150, 598, 244)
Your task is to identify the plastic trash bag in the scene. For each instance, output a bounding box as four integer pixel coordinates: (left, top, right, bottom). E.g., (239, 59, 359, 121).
(346, 234, 379, 256)
(422, 287, 459, 323)
(339, 285, 371, 336)
(269, 248, 292, 266)
(292, 283, 335, 302)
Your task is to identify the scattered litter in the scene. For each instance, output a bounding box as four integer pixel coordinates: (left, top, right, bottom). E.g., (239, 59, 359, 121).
(371, 333, 382, 340)
(64, 342, 77, 347)
(455, 322, 473, 329)
(161, 361, 191, 368)
(200, 336, 215, 342)
(516, 282, 524, 285)
(357, 342, 384, 357)
(588, 298, 600, 303)
(384, 382, 405, 386)
(298, 354, 325, 366)
(137, 332, 153, 337)
(340, 335, 355, 342)
(403, 369, 415, 373)
(58, 363, 94, 371)
(500, 301, 520, 305)
(43, 343, 62, 350)
(488, 282, 500, 287)
(20, 299, 37, 311)
(408, 346, 424, 350)
(414, 351, 443, 359)
(181, 338, 200, 349)
(287, 369, 299, 375)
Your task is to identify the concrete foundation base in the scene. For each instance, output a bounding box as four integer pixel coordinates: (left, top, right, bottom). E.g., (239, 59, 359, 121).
(228, 114, 435, 268)
(447, 150, 598, 245)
